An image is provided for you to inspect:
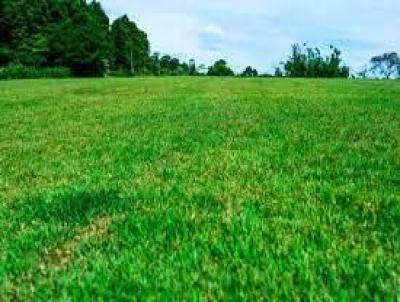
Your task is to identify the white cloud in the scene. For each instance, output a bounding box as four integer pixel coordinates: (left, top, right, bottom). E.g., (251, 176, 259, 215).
(202, 25, 226, 39)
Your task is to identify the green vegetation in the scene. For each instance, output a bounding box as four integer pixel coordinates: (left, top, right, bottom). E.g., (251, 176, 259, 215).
(0, 0, 353, 78)
(0, 78, 399, 300)
(283, 44, 350, 78)
(0, 0, 148, 76)
(207, 60, 235, 77)
(0, 64, 71, 79)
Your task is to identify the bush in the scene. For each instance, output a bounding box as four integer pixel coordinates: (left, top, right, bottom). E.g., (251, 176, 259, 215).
(0, 64, 71, 80)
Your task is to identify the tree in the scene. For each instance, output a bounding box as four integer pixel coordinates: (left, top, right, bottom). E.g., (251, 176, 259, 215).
(0, 0, 52, 66)
(147, 52, 161, 75)
(47, 0, 110, 76)
(0, 0, 111, 76)
(159, 55, 180, 75)
(178, 62, 189, 75)
(197, 64, 207, 75)
(0, 0, 9, 65)
(283, 44, 349, 78)
(370, 52, 400, 79)
(155, 55, 193, 76)
(207, 59, 234, 76)
(111, 15, 149, 73)
(274, 67, 283, 77)
(241, 66, 258, 77)
(189, 59, 196, 75)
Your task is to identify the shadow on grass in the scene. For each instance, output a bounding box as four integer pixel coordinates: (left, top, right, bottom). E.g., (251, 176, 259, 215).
(0, 189, 127, 282)
(12, 188, 126, 226)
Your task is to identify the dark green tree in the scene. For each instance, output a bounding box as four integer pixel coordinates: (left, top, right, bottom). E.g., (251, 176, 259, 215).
(241, 66, 258, 77)
(207, 59, 235, 76)
(146, 52, 161, 75)
(189, 59, 197, 75)
(46, 0, 110, 76)
(283, 44, 349, 78)
(274, 67, 283, 77)
(111, 15, 149, 73)
(0, 0, 12, 65)
(158, 55, 191, 75)
(0, 0, 110, 76)
(0, 0, 51, 66)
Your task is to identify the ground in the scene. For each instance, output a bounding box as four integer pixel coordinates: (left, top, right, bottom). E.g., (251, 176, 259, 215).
(0, 77, 399, 300)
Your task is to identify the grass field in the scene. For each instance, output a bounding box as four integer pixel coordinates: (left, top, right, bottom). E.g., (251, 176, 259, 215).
(0, 77, 399, 300)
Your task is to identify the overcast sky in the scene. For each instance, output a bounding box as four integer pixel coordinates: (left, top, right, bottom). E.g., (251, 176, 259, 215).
(100, 0, 400, 73)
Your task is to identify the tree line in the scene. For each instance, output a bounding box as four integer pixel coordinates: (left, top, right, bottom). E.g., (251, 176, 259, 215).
(0, 0, 148, 76)
(0, 0, 398, 79)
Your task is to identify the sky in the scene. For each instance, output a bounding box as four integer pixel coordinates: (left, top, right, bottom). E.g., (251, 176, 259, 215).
(100, 0, 400, 73)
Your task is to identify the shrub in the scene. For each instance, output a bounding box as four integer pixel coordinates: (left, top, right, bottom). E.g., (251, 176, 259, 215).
(0, 64, 71, 80)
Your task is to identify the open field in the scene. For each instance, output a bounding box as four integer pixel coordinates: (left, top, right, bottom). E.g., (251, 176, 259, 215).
(0, 77, 399, 300)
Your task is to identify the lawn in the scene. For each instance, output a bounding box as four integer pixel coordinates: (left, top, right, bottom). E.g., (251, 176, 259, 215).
(0, 77, 399, 300)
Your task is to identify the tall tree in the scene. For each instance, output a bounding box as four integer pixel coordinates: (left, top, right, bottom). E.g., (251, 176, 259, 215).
(47, 0, 110, 76)
(111, 15, 149, 73)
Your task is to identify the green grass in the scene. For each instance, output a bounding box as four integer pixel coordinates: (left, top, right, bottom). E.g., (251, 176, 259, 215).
(0, 77, 399, 300)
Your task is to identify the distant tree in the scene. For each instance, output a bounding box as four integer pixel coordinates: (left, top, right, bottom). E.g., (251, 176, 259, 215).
(274, 67, 283, 77)
(197, 64, 208, 75)
(241, 66, 258, 77)
(179, 62, 189, 75)
(169, 57, 180, 71)
(147, 52, 161, 75)
(159, 54, 172, 74)
(370, 52, 400, 79)
(207, 59, 234, 76)
(189, 59, 196, 75)
(160, 55, 179, 75)
(283, 44, 349, 78)
(111, 15, 149, 73)
(148, 54, 192, 76)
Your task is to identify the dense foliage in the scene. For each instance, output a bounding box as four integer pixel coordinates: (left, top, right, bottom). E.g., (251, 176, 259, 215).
(283, 44, 350, 78)
(0, 0, 203, 77)
(110, 15, 149, 73)
(0, 64, 70, 79)
(207, 59, 235, 76)
(241, 66, 258, 77)
(148, 54, 193, 76)
(0, 0, 147, 76)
